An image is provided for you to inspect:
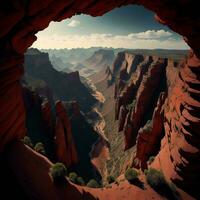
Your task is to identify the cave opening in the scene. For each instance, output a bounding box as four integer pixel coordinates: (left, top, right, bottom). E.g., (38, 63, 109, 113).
(25, 4, 188, 185)
(0, 1, 199, 199)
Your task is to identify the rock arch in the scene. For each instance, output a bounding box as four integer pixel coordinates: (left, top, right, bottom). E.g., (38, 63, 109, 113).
(0, 0, 199, 199)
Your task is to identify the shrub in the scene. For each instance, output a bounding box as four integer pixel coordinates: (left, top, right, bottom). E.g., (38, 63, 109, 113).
(69, 172, 78, 183)
(125, 168, 139, 183)
(148, 156, 155, 164)
(50, 163, 67, 183)
(145, 168, 165, 190)
(77, 177, 85, 186)
(107, 175, 115, 184)
(145, 168, 179, 199)
(23, 136, 33, 148)
(34, 142, 46, 155)
(87, 179, 100, 188)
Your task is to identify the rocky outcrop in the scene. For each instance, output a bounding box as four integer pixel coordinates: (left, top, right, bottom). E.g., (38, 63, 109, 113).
(22, 86, 79, 166)
(55, 101, 78, 167)
(114, 56, 153, 118)
(41, 99, 54, 136)
(118, 105, 129, 132)
(112, 53, 144, 79)
(125, 58, 167, 147)
(133, 92, 166, 170)
(114, 54, 167, 150)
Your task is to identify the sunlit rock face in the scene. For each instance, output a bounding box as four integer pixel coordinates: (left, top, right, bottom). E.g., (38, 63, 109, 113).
(0, 0, 200, 199)
(114, 53, 167, 158)
(114, 49, 200, 197)
(160, 51, 200, 194)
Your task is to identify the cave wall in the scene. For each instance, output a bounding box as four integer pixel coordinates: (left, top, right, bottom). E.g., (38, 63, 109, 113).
(0, 0, 200, 198)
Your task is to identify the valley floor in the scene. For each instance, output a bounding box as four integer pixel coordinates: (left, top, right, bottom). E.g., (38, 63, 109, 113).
(88, 69, 135, 180)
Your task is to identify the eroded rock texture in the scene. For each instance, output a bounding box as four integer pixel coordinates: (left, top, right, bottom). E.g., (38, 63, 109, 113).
(0, 0, 200, 199)
(158, 51, 200, 195)
(133, 92, 166, 170)
(55, 101, 78, 167)
(22, 86, 79, 166)
(114, 53, 167, 151)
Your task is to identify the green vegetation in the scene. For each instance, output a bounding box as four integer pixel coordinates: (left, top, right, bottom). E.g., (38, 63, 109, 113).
(125, 168, 139, 183)
(87, 179, 100, 188)
(34, 142, 46, 155)
(22, 136, 33, 148)
(77, 177, 85, 186)
(107, 175, 115, 184)
(126, 100, 136, 110)
(145, 168, 179, 199)
(145, 168, 165, 189)
(182, 87, 187, 93)
(148, 156, 155, 164)
(50, 163, 67, 183)
(69, 172, 78, 183)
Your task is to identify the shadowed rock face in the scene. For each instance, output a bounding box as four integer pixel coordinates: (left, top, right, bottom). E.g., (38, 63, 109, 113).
(24, 48, 97, 113)
(55, 101, 79, 167)
(0, 0, 200, 199)
(22, 86, 78, 165)
(23, 86, 101, 181)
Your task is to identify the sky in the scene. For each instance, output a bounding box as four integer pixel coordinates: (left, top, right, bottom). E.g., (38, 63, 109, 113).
(32, 5, 189, 49)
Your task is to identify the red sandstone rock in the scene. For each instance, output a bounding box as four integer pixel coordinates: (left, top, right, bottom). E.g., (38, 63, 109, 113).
(118, 56, 167, 150)
(71, 101, 81, 117)
(133, 92, 166, 170)
(41, 100, 54, 136)
(118, 105, 128, 132)
(55, 101, 78, 167)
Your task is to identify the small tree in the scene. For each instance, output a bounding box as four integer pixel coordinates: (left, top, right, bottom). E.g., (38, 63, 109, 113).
(87, 179, 100, 188)
(77, 177, 85, 186)
(50, 163, 67, 183)
(23, 136, 33, 148)
(107, 175, 115, 184)
(125, 168, 139, 183)
(69, 172, 78, 183)
(34, 142, 46, 155)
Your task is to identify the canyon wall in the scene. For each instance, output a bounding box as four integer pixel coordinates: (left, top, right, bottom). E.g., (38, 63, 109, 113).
(22, 85, 79, 167)
(23, 83, 101, 181)
(25, 48, 97, 112)
(114, 53, 166, 165)
(0, 0, 200, 199)
(113, 50, 200, 197)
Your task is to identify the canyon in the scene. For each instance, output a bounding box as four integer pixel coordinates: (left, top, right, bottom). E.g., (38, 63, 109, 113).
(0, 0, 200, 200)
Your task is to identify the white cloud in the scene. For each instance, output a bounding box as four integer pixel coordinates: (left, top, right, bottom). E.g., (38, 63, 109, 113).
(128, 30, 172, 39)
(33, 29, 189, 49)
(67, 20, 80, 27)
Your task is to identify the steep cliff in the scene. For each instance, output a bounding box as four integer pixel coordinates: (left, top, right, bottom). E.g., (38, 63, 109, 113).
(84, 49, 115, 70)
(55, 101, 78, 167)
(114, 53, 167, 153)
(153, 51, 200, 196)
(22, 85, 101, 181)
(25, 48, 97, 112)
